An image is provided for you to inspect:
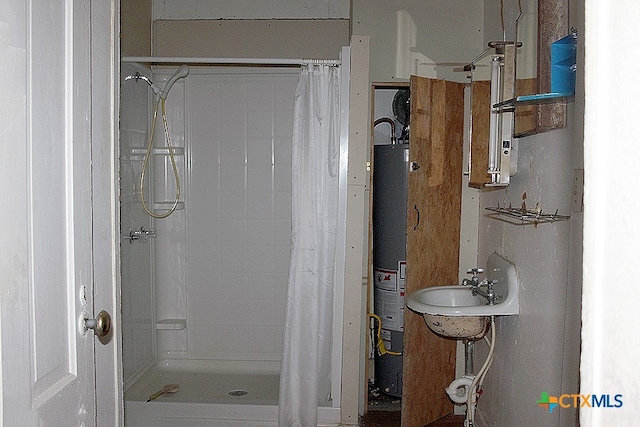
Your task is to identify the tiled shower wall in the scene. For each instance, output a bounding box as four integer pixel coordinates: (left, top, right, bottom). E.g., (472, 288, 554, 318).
(121, 67, 298, 378)
(120, 62, 154, 385)
(161, 70, 299, 363)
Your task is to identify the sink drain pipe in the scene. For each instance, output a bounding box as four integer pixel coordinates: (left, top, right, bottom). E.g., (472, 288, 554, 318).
(466, 316, 496, 427)
(445, 317, 496, 427)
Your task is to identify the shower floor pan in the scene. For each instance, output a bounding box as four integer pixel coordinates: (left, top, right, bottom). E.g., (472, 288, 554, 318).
(124, 360, 340, 427)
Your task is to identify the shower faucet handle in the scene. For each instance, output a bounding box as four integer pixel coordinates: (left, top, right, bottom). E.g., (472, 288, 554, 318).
(125, 227, 157, 244)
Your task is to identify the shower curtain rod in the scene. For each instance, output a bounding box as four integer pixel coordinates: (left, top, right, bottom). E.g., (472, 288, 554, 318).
(121, 56, 341, 66)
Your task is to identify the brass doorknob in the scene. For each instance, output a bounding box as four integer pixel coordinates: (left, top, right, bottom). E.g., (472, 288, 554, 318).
(85, 310, 112, 338)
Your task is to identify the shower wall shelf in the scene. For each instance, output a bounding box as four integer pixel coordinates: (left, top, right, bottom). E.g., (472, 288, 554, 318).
(156, 319, 187, 330)
(494, 31, 577, 113)
(154, 201, 185, 211)
(130, 147, 185, 156)
(493, 92, 574, 112)
(153, 147, 185, 156)
(485, 205, 570, 225)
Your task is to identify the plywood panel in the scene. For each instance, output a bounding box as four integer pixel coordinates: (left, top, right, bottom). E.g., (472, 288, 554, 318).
(514, 77, 539, 136)
(401, 77, 464, 427)
(469, 80, 491, 188)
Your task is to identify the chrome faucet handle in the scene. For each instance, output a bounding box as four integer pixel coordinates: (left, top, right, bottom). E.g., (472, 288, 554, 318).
(466, 268, 484, 275)
(479, 278, 497, 287)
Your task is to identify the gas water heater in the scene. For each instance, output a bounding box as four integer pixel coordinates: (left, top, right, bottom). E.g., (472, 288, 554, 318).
(372, 89, 409, 398)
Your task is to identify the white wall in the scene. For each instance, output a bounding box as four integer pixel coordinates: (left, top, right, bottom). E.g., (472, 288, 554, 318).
(474, 122, 579, 426)
(352, 0, 484, 83)
(473, 2, 583, 426)
(582, 0, 640, 424)
(152, 0, 349, 20)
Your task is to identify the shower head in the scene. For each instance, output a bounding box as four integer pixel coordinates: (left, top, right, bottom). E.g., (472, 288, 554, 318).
(124, 72, 162, 97)
(160, 65, 190, 99)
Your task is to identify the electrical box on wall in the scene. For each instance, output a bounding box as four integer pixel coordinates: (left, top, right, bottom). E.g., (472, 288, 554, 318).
(572, 168, 584, 213)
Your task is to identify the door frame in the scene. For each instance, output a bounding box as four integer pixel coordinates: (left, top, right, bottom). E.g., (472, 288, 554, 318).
(91, 0, 124, 424)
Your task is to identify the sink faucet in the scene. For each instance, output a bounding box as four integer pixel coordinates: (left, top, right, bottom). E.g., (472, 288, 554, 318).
(462, 268, 498, 305)
(461, 268, 483, 288)
(472, 280, 498, 305)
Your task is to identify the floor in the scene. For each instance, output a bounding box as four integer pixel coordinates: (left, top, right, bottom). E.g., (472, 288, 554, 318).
(361, 382, 465, 427)
(360, 411, 465, 427)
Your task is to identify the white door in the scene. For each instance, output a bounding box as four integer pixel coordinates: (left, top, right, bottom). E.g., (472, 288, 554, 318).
(1, 0, 120, 425)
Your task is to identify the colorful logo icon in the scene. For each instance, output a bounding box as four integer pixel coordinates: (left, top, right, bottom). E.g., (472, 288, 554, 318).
(537, 392, 559, 413)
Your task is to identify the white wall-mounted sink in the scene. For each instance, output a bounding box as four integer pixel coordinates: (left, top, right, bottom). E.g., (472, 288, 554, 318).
(406, 253, 519, 339)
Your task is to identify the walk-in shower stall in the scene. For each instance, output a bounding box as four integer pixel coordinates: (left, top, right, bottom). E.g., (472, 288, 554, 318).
(119, 52, 350, 426)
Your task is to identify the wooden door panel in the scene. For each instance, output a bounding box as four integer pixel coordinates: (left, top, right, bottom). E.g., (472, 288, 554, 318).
(401, 77, 465, 427)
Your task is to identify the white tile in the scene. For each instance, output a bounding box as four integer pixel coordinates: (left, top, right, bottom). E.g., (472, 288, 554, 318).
(219, 218, 247, 248)
(220, 244, 250, 274)
(273, 136, 291, 165)
(247, 138, 273, 165)
(220, 138, 246, 165)
(247, 110, 273, 138)
(273, 276, 289, 301)
(274, 110, 294, 138)
(142, 72, 298, 363)
(246, 246, 276, 274)
(219, 191, 247, 219)
(247, 82, 274, 110)
(274, 80, 297, 110)
(188, 246, 220, 279)
(220, 109, 247, 138)
(273, 165, 291, 193)
(247, 165, 273, 193)
(188, 193, 220, 222)
(219, 83, 247, 111)
(247, 219, 275, 245)
(247, 273, 276, 300)
(220, 164, 246, 192)
(273, 246, 292, 273)
(220, 325, 250, 358)
(274, 220, 292, 247)
(189, 321, 223, 356)
(247, 325, 283, 358)
(274, 193, 291, 221)
(245, 299, 277, 325)
(190, 141, 220, 175)
(247, 192, 274, 219)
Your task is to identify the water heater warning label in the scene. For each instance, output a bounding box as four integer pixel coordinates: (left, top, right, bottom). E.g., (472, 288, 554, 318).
(374, 267, 405, 332)
(374, 268, 397, 291)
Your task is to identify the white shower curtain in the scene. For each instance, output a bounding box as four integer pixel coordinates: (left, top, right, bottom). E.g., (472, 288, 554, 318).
(279, 63, 341, 427)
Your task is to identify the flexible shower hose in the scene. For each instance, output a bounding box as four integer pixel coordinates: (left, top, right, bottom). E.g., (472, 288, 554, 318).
(140, 98, 181, 219)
